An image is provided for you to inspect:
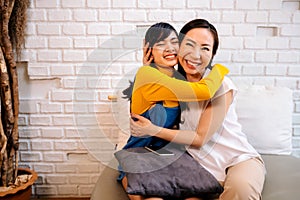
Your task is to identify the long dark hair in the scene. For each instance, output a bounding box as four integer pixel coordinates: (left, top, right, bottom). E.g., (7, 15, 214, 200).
(177, 19, 219, 78)
(123, 22, 180, 100)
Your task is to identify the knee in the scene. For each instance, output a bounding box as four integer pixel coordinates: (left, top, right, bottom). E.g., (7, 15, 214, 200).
(221, 178, 261, 200)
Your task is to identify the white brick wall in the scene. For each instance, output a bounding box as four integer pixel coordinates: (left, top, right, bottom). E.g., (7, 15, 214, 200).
(19, 0, 300, 198)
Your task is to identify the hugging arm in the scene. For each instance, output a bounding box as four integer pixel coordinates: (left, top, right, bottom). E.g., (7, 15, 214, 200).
(130, 90, 233, 148)
(135, 64, 229, 101)
(131, 65, 229, 114)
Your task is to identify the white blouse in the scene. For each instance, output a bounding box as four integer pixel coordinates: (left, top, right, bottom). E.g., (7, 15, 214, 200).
(181, 76, 262, 181)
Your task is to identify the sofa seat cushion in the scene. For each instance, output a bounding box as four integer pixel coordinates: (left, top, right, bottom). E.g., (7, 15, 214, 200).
(90, 159, 129, 200)
(261, 154, 300, 200)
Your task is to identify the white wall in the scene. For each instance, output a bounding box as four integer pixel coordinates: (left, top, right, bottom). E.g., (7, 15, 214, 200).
(19, 0, 300, 197)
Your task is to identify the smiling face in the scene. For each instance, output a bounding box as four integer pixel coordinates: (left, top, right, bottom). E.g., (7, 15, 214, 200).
(178, 28, 214, 81)
(151, 31, 179, 69)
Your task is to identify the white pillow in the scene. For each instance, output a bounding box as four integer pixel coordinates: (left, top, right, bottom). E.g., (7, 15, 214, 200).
(236, 85, 293, 155)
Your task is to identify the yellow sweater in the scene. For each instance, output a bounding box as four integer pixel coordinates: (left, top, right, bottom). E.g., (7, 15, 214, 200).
(131, 64, 229, 114)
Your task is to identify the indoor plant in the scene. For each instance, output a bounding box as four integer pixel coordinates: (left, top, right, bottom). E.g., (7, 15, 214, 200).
(0, 0, 36, 199)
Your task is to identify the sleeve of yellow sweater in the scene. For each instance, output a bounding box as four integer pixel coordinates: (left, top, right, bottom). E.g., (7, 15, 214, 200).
(133, 63, 229, 102)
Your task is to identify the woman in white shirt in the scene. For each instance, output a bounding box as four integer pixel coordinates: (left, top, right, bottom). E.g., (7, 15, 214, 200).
(130, 19, 265, 200)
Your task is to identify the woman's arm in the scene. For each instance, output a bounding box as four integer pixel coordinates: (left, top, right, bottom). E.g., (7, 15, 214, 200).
(135, 64, 229, 101)
(193, 89, 233, 147)
(130, 90, 233, 148)
(131, 64, 229, 114)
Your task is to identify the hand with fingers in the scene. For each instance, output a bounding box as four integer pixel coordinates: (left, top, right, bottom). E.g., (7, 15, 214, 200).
(143, 41, 154, 66)
(130, 113, 162, 137)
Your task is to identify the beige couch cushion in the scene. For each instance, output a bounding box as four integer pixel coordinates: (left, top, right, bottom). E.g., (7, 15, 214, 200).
(261, 155, 300, 200)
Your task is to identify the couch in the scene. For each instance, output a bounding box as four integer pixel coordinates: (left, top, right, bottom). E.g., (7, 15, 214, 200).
(90, 85, 300, 200)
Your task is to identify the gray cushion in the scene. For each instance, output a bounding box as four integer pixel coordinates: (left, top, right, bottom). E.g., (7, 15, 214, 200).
(115, 147, 223, 198)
